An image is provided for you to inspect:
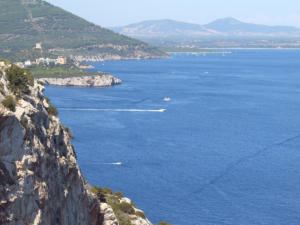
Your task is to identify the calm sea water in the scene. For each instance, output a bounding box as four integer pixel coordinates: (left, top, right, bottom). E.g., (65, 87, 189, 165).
(45, 50, 300, 225)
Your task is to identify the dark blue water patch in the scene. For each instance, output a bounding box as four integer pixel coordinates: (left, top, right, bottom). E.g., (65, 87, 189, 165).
(45, 50, 300, 225)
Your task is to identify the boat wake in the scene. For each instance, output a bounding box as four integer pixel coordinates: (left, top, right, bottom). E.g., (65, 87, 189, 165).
(192, 133, 300, 195)
(58, 108, 166, 112)
(103, 162, 122, 166)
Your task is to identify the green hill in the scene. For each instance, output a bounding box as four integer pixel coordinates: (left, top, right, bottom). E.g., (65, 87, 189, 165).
(0, 0, 168, 61)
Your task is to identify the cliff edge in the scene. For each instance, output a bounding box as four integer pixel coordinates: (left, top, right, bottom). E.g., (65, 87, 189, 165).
(0, 61, 152, 225)
(38, 75, 122, 87)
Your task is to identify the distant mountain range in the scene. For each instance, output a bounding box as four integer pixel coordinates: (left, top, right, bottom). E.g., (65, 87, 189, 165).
(0, 0, 167, 62)
(111, 17, 300, 38)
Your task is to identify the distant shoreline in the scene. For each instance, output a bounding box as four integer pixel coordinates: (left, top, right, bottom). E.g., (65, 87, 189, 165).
(165, 48, 300, 54)
(167, 51, 232, 54)
(202, 48, 300, 50)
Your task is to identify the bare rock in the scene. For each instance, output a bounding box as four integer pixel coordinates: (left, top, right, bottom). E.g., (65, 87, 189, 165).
(38, 75, 121, 87)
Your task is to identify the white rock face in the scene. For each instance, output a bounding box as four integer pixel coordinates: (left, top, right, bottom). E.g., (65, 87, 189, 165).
(38, 75, 121, 87)
(0, 70, 116, 224)
(120, 197, 132, 204)
(100, 203, 118, 225)
(0, 66, 154, 225)
(131, 208, 153, 225)
(70, 52, 169, 62)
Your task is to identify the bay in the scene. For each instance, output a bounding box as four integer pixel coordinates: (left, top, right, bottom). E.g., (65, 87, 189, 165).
(45, 50, 300, 225)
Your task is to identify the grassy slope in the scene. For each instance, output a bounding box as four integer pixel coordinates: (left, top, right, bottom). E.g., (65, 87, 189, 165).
(29, 64, 107, 78)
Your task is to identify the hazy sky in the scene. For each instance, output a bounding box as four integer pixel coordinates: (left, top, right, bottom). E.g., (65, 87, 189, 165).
(46, 0, 300, 28)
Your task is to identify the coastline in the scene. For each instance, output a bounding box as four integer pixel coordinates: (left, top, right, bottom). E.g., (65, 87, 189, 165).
(167, 51, 232, 54)
(37, 74, 122, 87)
(72, 54, 170, 62)
(201, 47, 300, 50)
(165, 48, 300, 54)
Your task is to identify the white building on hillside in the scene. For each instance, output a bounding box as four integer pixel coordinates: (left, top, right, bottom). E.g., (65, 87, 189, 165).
(36, 58, 59, 65)
(35, 43, 42, 49)
(24, 60, 32, 66)
(15, 62, 25, 68)
(57, 56, 67, 65)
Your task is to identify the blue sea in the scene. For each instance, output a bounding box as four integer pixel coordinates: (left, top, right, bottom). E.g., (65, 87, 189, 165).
(45, 50, 300, 225)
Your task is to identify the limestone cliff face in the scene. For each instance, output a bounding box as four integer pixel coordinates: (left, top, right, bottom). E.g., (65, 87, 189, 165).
(0, 64, 152, 225)
(38, 75, 121, 87)
(69, 53, 170, 62)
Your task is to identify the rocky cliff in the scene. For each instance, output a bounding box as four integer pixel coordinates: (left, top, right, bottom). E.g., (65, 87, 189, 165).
(0, 62, 153, 225)
(38, 75, 121, 87)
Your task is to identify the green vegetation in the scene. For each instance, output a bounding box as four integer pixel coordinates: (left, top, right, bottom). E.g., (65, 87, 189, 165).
(90, 186, 144, 225)
(43, 96, 50, 103)
(89, 185, 171, 225)
(20, 163, 26, 171)
(118, 202, 135, 215)
(90, 186, 113, 195)
(62, 125, 74, 139)
(114, 191, 124, 198)
(44, 96, 58, 117)
(135, 211, 146, 219)
(0, 58, 9, 66)
(29, 64, 106, 78)
(0, 82, 5, 95)
(47, 105, 58, 117)
(5, 65, 34, 95)
(2, 96, 16, 112)
(20, 117, 28, 128)
(0, 0, 166, 61)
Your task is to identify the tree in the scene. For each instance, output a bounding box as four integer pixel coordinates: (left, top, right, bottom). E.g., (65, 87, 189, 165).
(5, 65, 34, 95)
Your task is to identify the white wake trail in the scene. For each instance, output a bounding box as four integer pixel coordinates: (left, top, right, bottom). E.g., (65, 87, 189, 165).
(102, 162, 122, 166)
(58, 108, 166, 112)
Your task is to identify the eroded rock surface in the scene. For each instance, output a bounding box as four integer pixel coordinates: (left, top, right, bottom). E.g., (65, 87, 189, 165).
(38, 75, 121, 87)
(0, 63, 152, 225)
(0, 68, 107, 224)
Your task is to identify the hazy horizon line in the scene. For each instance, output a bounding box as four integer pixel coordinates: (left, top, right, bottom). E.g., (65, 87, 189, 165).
(107, 17, 300, 29)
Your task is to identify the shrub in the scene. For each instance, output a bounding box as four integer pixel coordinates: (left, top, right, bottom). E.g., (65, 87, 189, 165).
(135, 211, 146, 219)
(118, 202, 135, 215)
(71, 144, 77, 159)
(157, 222, 173, 225)
(43, 96, 58, 117)
(2, 96, 16, 112)
(47, 105, 58, 117)
(0, 82, 4, 95)
(20, 118, 28, 128)
(20, 164, 26, 171)
(90, 186, 112, 195)
(90, 186, 102, 195)
(43, 96, 50, 103)
(37, 80, 45, 85)
(62, 125, 74, 139)
(113, 191, 124, 199)
(5, 65, 34, 95)
(101, 187, 113, 195)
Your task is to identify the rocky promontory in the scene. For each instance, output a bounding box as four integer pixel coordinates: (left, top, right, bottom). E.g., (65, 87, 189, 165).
(38, 75, 121, 87)
(0, 62, 157, 225)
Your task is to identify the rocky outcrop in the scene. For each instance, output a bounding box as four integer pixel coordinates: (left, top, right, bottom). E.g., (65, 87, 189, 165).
(0, 63, 151, 225)
(120, 198, 152, 225)
(38, 75, 121, 87)
(70, 54, 170, 62)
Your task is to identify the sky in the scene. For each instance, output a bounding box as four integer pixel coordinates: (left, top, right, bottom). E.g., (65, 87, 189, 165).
(46, 0, 300, 28)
